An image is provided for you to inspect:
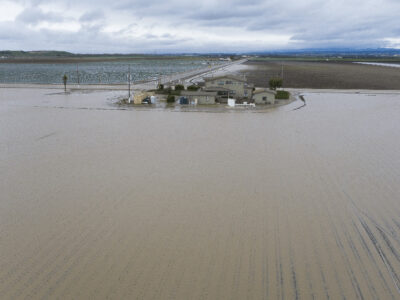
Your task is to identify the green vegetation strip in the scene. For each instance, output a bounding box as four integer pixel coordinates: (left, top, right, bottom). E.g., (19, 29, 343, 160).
(275, 91, 290, 100)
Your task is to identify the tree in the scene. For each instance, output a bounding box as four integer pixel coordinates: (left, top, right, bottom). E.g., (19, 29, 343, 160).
(165, 87, 172, 94)
(158, 83, 164, 90)
(62, 74, 68, 92)
(166, 94, 175, 103)
(174, 84, 184, 91)
(269, 77, 283, 90)
(187, 85, 199, 91)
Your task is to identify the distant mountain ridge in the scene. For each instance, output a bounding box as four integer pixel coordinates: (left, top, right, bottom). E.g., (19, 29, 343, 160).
(0, 51, 205, 59)
(1, 48, 400, 58)
(0, 51, 75, 57)
(248, 48, 400, 57)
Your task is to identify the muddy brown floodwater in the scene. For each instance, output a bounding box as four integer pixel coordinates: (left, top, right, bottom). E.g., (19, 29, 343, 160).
(1, 88, 400, 299)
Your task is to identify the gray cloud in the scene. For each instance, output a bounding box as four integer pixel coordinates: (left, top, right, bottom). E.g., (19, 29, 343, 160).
(16, 7, 65, 24)
(79, 10, 105, 23)
(3, 0, 400, 52)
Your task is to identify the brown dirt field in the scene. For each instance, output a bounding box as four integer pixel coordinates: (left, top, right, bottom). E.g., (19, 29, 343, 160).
(241, 60, 400, 89)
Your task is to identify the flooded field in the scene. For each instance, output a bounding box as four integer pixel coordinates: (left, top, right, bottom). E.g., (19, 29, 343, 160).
(355, 62, 400, 68)
(1, 88, 400, 299)
(0, 58, 216, 84)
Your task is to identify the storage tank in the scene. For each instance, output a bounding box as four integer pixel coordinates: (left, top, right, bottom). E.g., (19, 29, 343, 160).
(150, 96, 156, 104)
(228, 98, 236, 107)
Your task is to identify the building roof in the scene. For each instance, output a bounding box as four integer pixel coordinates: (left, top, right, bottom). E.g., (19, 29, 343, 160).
(182, 91, 218, 96)
(203, 74, 247, 83)
(253, 89, 276, 95)
(203, 87, 231, 92)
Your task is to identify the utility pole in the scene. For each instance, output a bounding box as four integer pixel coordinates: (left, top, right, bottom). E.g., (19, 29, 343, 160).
(281, 63, 284, 89)
(128, 65, 131, 103)
(76, 64, 80, 86)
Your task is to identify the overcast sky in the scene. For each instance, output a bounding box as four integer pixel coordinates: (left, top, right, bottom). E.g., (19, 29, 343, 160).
(1, 0, 399, 53)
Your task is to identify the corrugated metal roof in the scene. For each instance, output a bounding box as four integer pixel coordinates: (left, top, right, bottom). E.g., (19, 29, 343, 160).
(203, 74, 247, 83)
(253, 89, 276, 95)
(203, 87, 231, 92)
(182, 91, 218, 96)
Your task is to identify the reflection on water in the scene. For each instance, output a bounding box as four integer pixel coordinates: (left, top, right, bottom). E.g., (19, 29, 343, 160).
(1, 88, 400, 299)
(355, 62, 400, 68)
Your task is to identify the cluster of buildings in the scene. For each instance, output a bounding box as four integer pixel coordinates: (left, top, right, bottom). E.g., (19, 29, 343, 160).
(177, 75, 276, 105)
(131, 74, 279, 106)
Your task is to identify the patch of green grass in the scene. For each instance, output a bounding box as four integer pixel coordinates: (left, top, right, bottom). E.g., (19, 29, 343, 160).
(275, 90, 290, 100)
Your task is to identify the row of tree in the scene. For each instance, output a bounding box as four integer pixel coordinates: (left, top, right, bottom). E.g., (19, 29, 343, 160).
(269, 77, 283, 90)
(62, 74, 284, 93)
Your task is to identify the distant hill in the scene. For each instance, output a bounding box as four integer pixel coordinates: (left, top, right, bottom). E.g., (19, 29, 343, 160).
(0, 51, 75, 58)
(1, 48, 400, 61)
(246, 48, 400, 58)
(0, 51, 209, 59)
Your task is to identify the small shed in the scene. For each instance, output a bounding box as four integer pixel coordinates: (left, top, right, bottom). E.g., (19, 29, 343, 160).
(133, 92, 146, 104)
(228, 98, 236, 107)
(252, 89, 276, 104)
(181, 91, 217, 105)
(133, 91, 154, 104)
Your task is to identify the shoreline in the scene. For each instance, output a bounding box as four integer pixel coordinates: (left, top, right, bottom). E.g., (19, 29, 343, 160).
(0, 85, 296, 113)
(2, 83, 400, 95)
(285, 88, 400, 94)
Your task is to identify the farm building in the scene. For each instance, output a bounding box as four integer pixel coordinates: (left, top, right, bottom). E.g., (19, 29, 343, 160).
(181, 91, 217, 105)
(203, 75, 254, 101)
(203, 86, 231, 103)
(252, 89, 276, 104)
